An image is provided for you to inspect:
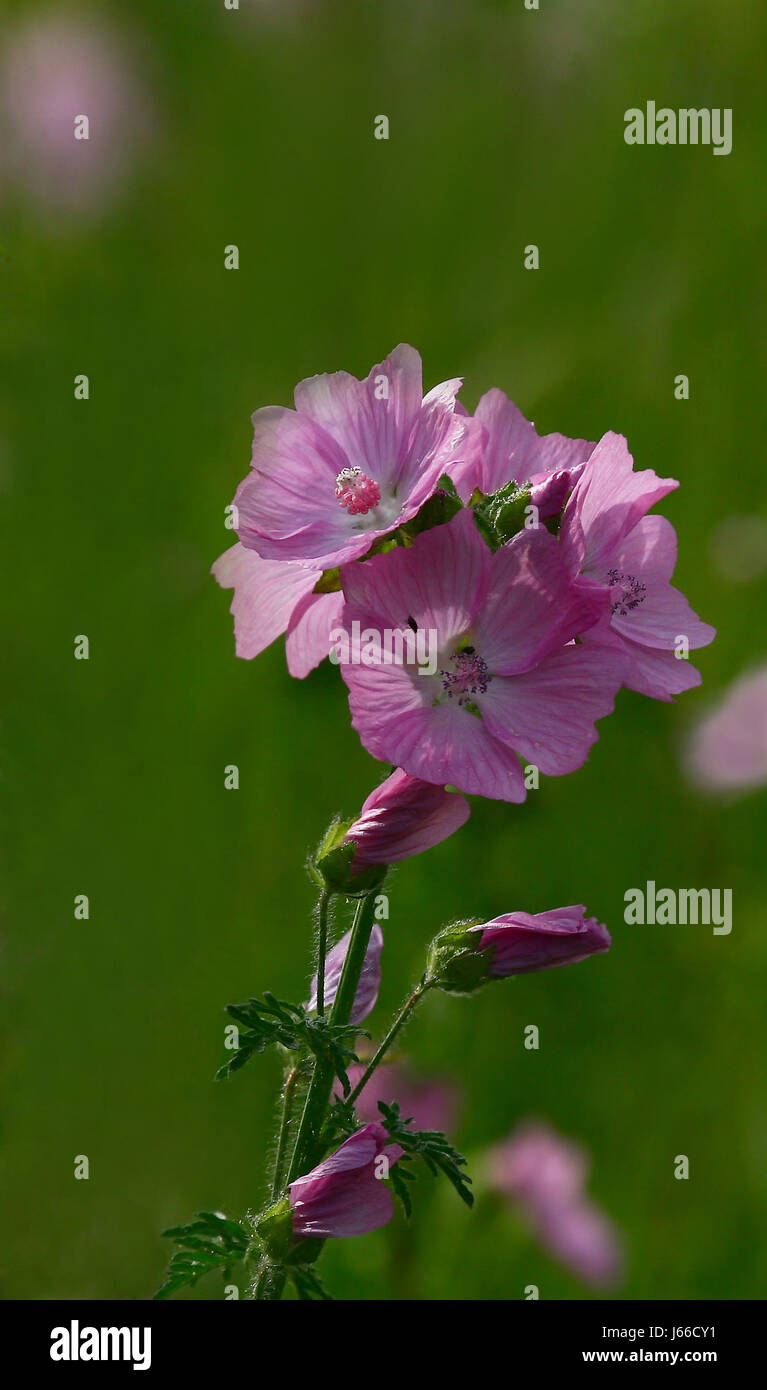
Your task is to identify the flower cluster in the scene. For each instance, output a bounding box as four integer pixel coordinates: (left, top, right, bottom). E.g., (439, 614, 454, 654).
(159, 345, 718, 1302)
(214, 344, 713, 802)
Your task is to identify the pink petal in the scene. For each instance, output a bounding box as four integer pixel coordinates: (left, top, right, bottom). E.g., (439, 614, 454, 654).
(341, 507, 491, 646)
(211, 543, 319, 660)
(475, 528, 609, 676)
(342, 663, 527, 801)
(451, 388, 595, 501)
(480, 641, 624, 775)
(562, 432, 678, 573)
(285, 590, 344, 678)
(234, 405, 360, 566)
(294, 344, 424, 483)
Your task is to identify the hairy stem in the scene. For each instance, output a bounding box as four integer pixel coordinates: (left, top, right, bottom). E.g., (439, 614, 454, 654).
(315, 889, 331, 1016)
(346, 978, 431, 1109)
(271, 1063, 301, 1199)
(253, 1259, 287, 1302)
(287, 890, 379, 1184)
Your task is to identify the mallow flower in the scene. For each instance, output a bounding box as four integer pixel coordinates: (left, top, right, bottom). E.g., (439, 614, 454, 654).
(427, 906, 610, 992)
(486, 1122, 623, 1288)
(213, 344, 468, 673)
(308, 924, 384, 1025)
(450, 388, 595, 504)
(232, 344, 467, 570)
(287, 1123, 401, 1239)
(560, 432, 715, 701)
(338, 507, 623, 801)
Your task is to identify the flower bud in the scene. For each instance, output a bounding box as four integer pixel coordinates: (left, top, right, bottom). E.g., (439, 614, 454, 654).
(311, 771, 469, 896)
(308, 924, 384, 1025)
(427, 907, 610, 991)
(287, 1124, 401, 1239)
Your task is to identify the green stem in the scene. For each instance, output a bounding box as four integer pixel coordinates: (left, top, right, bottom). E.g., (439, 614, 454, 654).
(346, 978, 431, 1110)
(315, 889, 331, 1016)
(254, 1259, 287, 1301)
(271, 1064, 301, 1199)
(287, 889, 379, 1184)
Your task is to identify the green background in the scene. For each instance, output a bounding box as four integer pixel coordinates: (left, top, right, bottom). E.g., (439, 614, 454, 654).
(3, 0, 765, 1300)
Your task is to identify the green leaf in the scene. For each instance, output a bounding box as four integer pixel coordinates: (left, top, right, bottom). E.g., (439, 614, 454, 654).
(377, 1101, 474, 1209)
(291, 1266, 334, 1300)
(216, 993, 365, 1083)
(154, 1211, 250, 1300)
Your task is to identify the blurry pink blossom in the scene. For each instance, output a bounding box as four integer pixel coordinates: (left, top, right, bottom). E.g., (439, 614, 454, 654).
(341, 1061, 461, 1136)
(684, 663, 767, 795)
(1, 15, 149, 217)
(486, 1121, 623, 1288)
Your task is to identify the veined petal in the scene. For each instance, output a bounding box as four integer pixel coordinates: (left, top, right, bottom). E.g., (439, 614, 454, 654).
(211, 544, 318, 660)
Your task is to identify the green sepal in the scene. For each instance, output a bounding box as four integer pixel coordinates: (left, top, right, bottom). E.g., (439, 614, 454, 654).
(254, 1197, 293, 1262)
(310, 816, 387, 897)
(403, 477, 464, 539)
(472, 482, 532, 551)
(426, 919, 493, 994)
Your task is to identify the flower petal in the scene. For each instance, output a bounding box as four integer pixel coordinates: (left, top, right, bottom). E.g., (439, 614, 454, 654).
(211, 543, 319, 660)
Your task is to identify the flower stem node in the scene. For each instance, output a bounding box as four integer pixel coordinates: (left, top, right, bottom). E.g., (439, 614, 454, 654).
(426, 920, 493, 994)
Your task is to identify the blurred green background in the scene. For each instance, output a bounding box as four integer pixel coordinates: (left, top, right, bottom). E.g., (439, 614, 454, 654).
(3, 0, 766, 1300)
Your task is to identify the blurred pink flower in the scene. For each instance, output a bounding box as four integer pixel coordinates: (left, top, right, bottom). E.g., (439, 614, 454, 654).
(1, 15, 149, 217)
(487, 1121, 623, 1288)
(341, 1062, 461, 1135)
(684, 662, 767, 795)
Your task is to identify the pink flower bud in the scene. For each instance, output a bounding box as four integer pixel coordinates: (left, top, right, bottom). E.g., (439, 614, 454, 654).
(288, 1124, 401, 1239)
(308, 924, 383, 1025)
(345, 769, 470, 872)
(529, 464, 584, 520)
(469, 905, 610, 976)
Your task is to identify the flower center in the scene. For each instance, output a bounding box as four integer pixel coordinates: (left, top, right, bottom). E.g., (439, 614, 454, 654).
(440, 646, 492, 706)
(607, 568, 647, 617)
(335, 467, 382, 516)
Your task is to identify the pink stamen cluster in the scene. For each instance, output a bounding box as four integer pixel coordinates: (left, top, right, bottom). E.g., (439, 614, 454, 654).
(335, 467, 382, 516)
(441, 646, 492, 705)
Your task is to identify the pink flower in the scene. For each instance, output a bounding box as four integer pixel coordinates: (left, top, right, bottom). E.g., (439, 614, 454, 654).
(308, 924, 383, 1025)
(288, 1123, 401, 1239)
(342, 1063, 460, 1136)
(211, 543, 342, 676)
(232, 344, 467, 569)
(468, 906, 610, 976)
(487, 1122, 623, 1288)
(0, 16, 148, 218)
(684, 662, 767, 794)
(450, 388, 595, 504)
(344, 769, 470, 871)
(338, 508, 622, 801)
(561, 433, 715, 701)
